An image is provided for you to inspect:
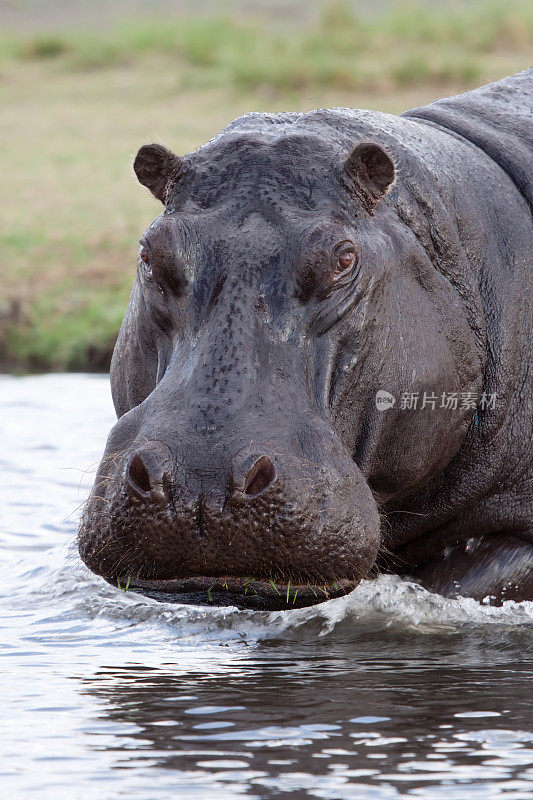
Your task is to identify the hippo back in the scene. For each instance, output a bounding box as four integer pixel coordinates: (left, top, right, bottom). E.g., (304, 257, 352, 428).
(403, 67, 533, 210)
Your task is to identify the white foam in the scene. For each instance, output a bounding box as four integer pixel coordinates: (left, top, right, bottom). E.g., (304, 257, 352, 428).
(55, 567, 533, 642)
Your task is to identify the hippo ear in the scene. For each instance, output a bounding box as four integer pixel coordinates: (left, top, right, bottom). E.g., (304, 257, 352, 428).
(344, 142, 395, 207)
(133, 143, 182, 203)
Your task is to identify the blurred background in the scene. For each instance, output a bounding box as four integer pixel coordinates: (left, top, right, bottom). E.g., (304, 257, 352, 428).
(1, 0, 531, 372)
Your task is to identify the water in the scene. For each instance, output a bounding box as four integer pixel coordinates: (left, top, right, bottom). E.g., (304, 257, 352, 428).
(1, 374, 532, 800)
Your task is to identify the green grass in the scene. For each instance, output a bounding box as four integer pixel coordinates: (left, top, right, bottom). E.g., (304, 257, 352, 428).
(3, 1, 532, 89)
(0, 0, 531, 372)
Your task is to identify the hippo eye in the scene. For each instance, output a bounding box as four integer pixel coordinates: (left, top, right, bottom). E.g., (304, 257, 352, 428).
(139, 243, 153, 278)
(333, 243, 357, 277)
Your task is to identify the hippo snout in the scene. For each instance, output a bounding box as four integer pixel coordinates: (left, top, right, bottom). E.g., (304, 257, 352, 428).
(78, 429, 381, 610)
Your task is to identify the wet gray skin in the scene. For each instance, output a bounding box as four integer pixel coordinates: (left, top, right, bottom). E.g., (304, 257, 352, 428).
(79, 70, 532, 609)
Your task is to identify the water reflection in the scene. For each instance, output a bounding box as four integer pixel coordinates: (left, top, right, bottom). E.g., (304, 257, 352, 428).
(79, 637, 532, 798)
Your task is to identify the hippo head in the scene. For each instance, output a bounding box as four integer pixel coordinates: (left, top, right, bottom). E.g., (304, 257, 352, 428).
(78, 113, 481, 609)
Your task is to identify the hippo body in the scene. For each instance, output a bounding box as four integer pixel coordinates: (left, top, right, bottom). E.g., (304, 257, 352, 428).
(79, 70, 532, 608)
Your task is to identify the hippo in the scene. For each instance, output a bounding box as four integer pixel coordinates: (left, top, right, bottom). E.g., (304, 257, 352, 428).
(79, 69, 532, 609)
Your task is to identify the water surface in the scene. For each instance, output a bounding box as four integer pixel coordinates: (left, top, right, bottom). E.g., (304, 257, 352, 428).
(1, 374, 532, 799)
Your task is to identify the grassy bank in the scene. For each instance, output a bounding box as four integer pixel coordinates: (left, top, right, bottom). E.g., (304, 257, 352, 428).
(1, 0, 532, 371)
(6, 1, 532, 90)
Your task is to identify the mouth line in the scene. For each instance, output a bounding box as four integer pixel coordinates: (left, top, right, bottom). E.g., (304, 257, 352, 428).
(112, 574, 359, 610)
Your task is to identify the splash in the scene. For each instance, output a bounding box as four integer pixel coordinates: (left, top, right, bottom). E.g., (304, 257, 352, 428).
(50, 562, 533, 644)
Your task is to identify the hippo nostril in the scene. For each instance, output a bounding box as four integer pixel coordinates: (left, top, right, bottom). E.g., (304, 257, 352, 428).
(128, 453, 151, 494)
(243, 456, 276, 496)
